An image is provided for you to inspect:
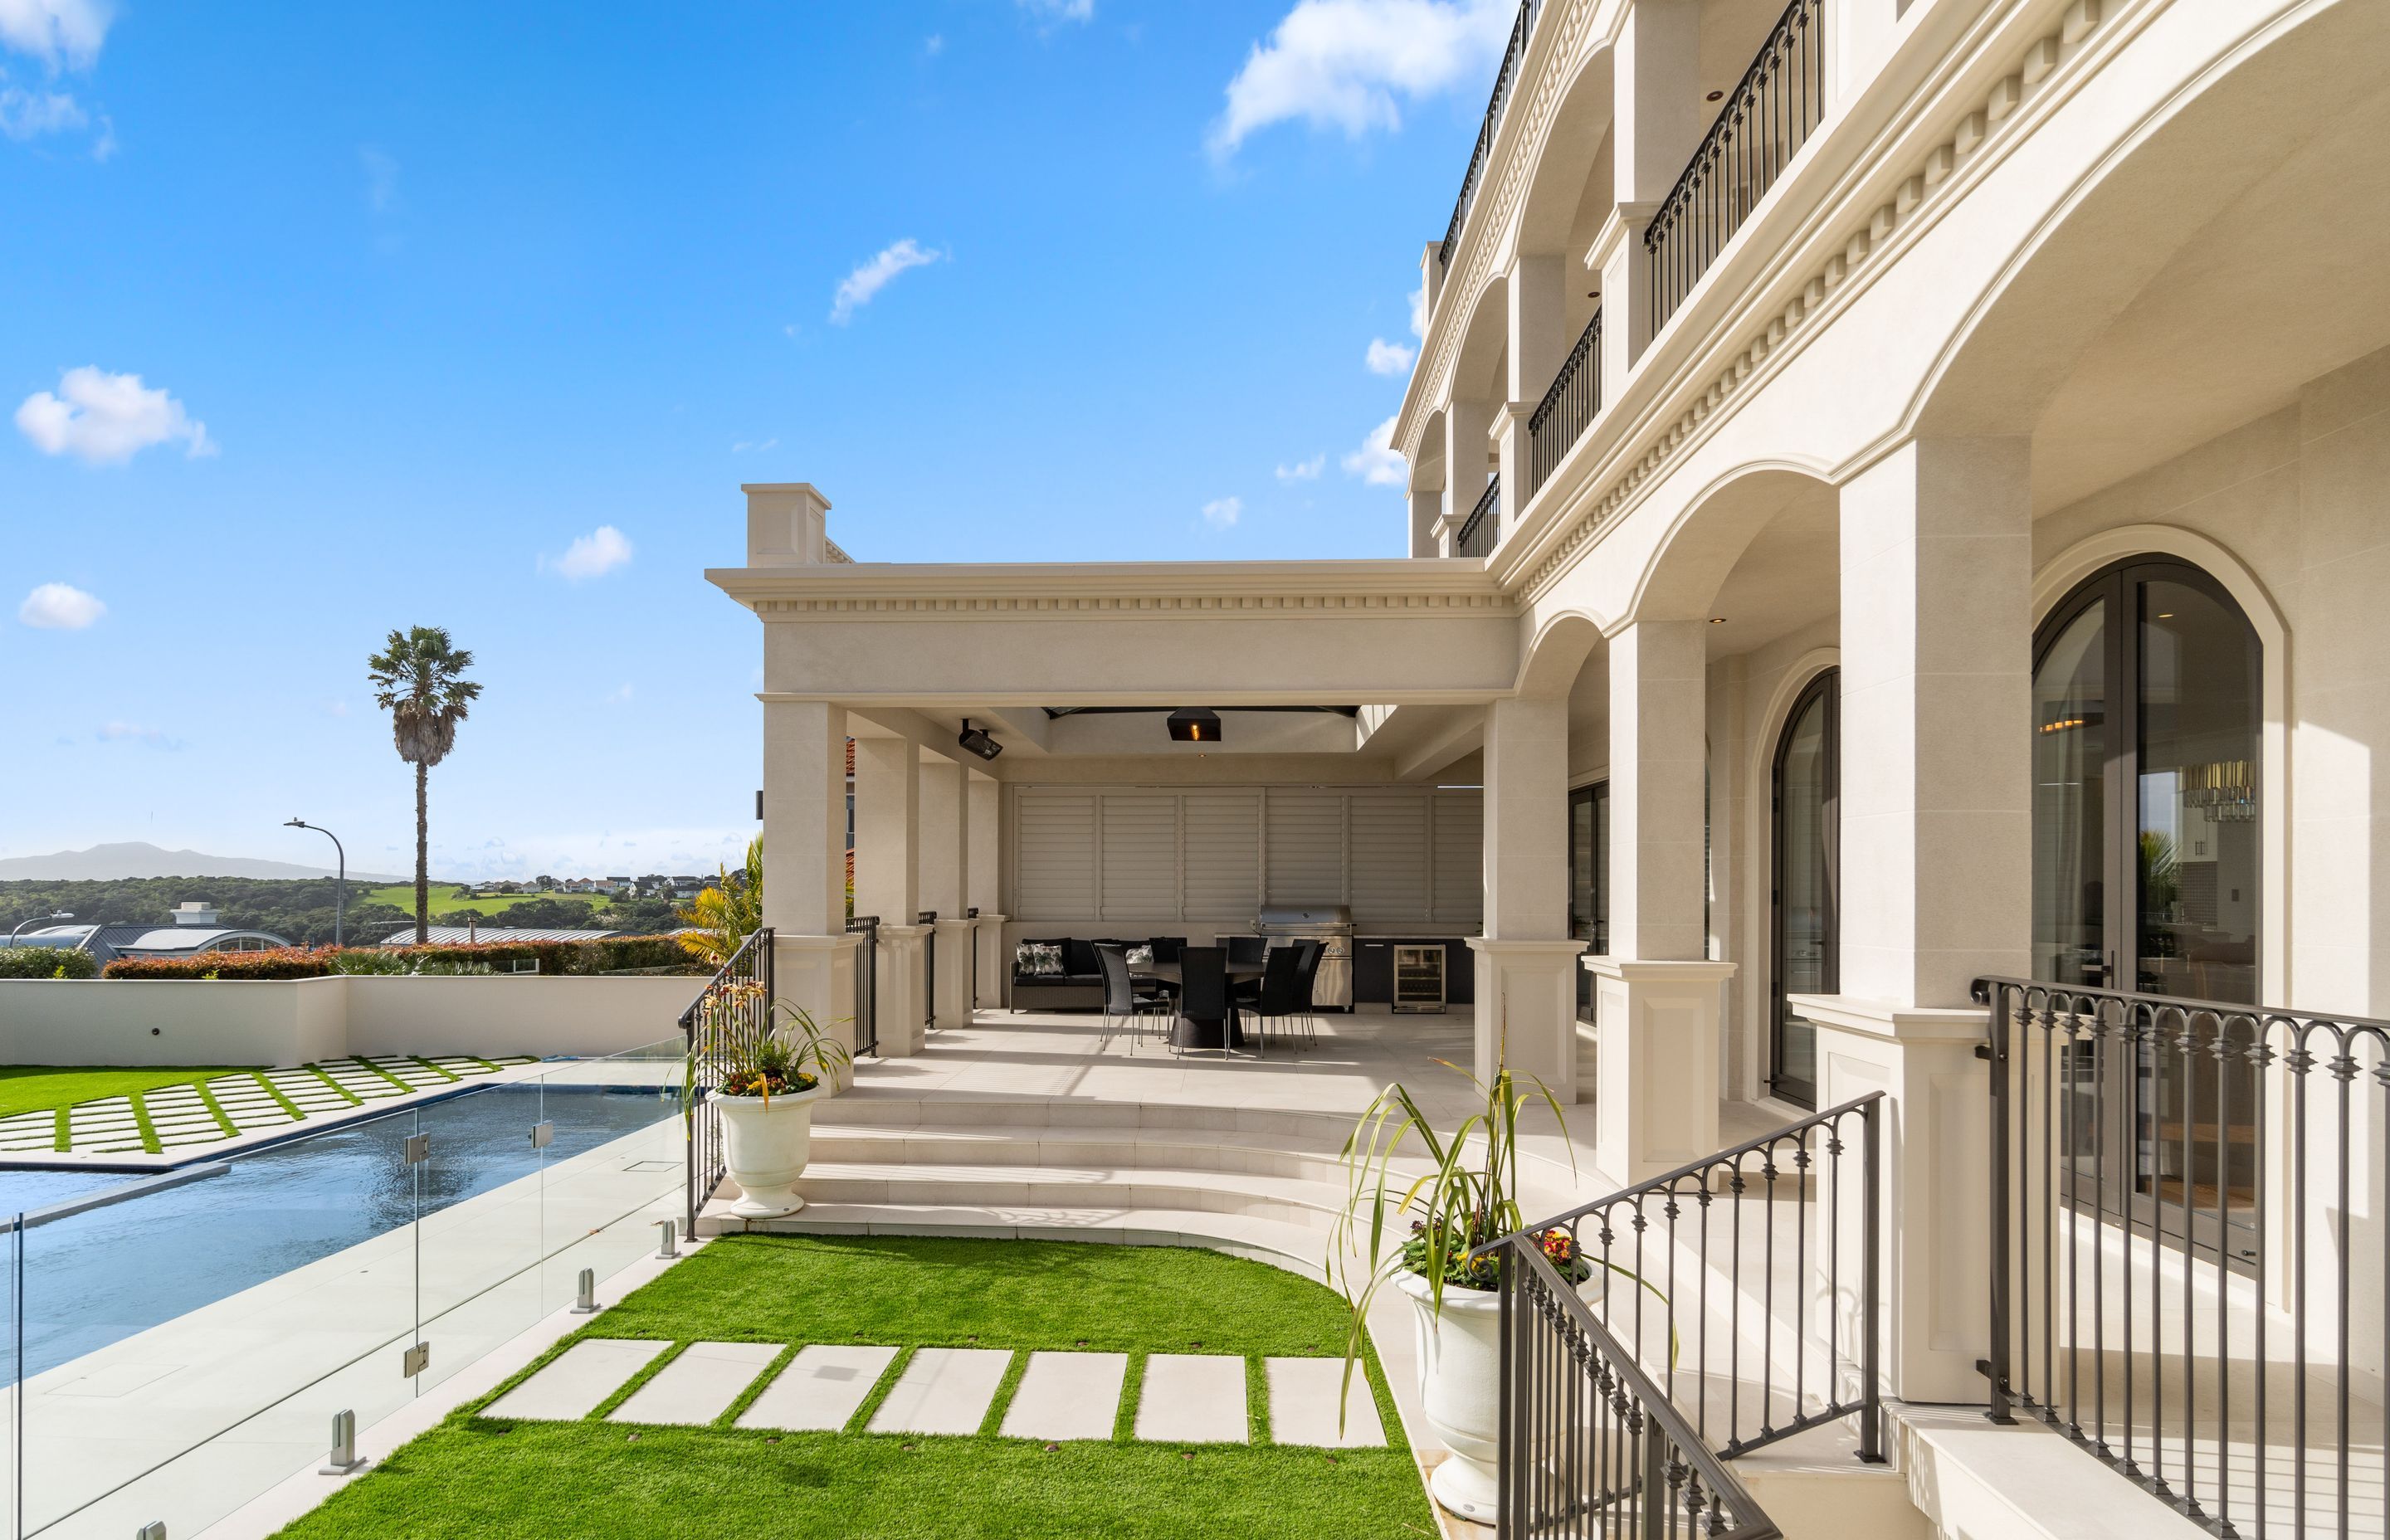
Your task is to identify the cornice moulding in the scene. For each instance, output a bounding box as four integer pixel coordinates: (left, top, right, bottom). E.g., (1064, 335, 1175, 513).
(709, 558, 1516, 616)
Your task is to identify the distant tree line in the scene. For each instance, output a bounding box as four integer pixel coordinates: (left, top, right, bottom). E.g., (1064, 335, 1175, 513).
(0, 878, 680, 949)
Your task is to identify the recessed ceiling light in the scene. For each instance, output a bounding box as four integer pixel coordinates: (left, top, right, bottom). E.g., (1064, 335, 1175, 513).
(1706, 90, 1724, 101)
(1709, 616, 1728, 624)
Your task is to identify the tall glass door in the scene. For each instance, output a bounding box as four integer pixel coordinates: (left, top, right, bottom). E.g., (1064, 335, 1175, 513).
(2032, 558, 2263, 1261)
(1569, 782, 1607, 1020)
(1770, 671, 1836, 1108)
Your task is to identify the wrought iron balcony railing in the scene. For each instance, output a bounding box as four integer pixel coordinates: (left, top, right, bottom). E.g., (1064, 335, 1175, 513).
(1437, 0, 1544, 275)
(1455, 475, 1500, 558)
(1527, 309, 1601, 500)
(1644, 0, 1827, 337)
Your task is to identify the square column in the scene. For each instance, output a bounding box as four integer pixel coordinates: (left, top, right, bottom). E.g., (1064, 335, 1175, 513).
(760, 699, 860, 1057)
(853, 737, 924, 1056)
(1475, 696, 1586, 1099)
(968, 775, 1005, 1007)
(1444, 397, 1497, 548)
(1498, 253, 1568, 533)
(1836, 437, 2032, 1008)
(1591, 204, 1661, 384)
(918, 757, 973, 1030)
(1597, 620, 1727, 1181)
(1493, 400, 1536, 536)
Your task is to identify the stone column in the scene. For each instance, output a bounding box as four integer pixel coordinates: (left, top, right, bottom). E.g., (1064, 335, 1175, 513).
(1472, 695, 1586, 1099)
(853, 736, 926, 1056)
(1593, 618, 1729, 1182)
(1592, 205, 1661, 387)
(918, 757, 974, 1031)
(1600, 0, 1701, 376)
(1802, 436, 2032, 1403)
(759, 698, 861, 1058)
(1444, 396, 1498, 552)
(1498, 253, 1568, 532)
(1411, 486, 1446, 559)
(968, 773, 1007, 1008)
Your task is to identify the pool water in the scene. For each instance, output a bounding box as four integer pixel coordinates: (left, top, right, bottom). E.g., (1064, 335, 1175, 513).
(2, 1082, 676, 1379)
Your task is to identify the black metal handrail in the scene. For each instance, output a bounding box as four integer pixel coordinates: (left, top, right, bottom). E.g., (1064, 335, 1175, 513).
(847, 914, 880, 1057)
(1490, 1092, 1884, 1467)
(1438, 0, 1544, 274)
(1527, 309, 1601, 499)
(678, 925, 773, 1235)
(1643, 0, 1825, 337)
(1497, 1240, 1783, 1537)
(1456, 475, 1500, 558)
(918, 909, 938, 1031)
(1978, 977, 2390, 1538)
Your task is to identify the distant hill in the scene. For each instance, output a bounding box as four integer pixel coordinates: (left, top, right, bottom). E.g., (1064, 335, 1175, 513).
(0, 842, 409, 884)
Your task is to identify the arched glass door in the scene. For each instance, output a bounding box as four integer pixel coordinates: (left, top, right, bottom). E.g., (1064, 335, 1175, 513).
(2032, 557, 2262, 1260)
(1771, 670, 1836, 1108)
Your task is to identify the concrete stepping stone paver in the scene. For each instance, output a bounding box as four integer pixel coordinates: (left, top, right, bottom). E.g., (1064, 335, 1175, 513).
(736, 1343, 900, 1432)
(1000, 1351, 1127, 1442)
(1135, 1355, 1249, 1444)
(1264, 1357, 1385, 1447)
(608, 1341, 782, 1425)
(867, 1348, 1012, 1436)
(485, 1338, 671, 1422)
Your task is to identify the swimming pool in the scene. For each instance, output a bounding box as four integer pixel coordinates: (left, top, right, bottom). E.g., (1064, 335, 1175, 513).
(3, 1080, 677, 1380)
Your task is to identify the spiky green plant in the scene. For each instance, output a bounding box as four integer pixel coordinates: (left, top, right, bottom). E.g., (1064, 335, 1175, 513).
(676, 838, 763, 968)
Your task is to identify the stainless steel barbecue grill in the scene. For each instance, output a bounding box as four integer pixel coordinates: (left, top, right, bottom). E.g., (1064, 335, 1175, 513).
(1253, 904, 1354, 1011)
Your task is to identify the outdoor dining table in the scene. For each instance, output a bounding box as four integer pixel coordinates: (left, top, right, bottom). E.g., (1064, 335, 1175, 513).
(1132, 958, 1263, 1050)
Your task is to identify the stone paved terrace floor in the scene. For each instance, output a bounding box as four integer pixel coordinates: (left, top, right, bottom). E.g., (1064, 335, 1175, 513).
(0, 1055, 539, 1158)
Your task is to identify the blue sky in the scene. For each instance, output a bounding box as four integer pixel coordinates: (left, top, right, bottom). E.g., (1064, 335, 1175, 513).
(2, 0, 1513, 880)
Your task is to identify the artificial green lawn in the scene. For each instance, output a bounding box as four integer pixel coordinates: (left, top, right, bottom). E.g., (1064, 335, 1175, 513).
(273, 1235, 1435, 1540)
(357, 884, 571, 919)
(0, 1065, 259, 1121)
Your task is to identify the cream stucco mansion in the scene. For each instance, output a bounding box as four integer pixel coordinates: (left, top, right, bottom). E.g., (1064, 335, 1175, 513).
(709, 1, 2390, 1534)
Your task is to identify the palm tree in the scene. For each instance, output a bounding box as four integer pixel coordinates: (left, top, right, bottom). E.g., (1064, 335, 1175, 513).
(676, 836, 763, 967)
(368, 627, 483, 944)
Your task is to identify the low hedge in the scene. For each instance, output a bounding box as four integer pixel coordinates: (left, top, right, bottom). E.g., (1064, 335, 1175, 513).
(0, 947, 100, 979)
(103, 936, 703, 980)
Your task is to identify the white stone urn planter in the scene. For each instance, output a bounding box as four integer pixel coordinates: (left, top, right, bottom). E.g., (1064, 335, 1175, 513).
(1396, 1269, 1505, 1522)
(711, 1084, 829, 1219)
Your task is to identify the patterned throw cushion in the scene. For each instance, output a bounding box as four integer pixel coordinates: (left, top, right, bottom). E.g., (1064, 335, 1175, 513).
(1125, 944, 1154, 967)
(1014, 942, 1064, 977)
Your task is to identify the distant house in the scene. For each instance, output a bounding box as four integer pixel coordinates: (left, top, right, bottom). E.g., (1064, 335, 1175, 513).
(7, 899, 295, 966)
(375, 926, 621, 948)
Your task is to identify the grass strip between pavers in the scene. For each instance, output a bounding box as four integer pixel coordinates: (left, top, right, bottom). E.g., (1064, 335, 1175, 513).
(588, 1340, 689, 1422)
(844, 1343, 915, 1435)
(711, 1342, 799, 1430)
(251, 1072, 308, 1121)
(977, 1348, 1028, 1438)
(1245, 1352, 1271, 1445)
(190, 1079, 241, 1138)
(407, 1055, 464, 1084)
(1111, 1350, 1145, 1444)
(346, 1055, 416, 1093)
(126, 1093, 163, 1154)
(49, 1108, 67, 1153)
(300, 1064, 365, 1106)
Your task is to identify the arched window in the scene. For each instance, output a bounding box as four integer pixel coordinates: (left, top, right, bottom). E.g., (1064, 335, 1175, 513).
(2032, 559, 2262, 1002)
(1771, 669, 1836, 1108)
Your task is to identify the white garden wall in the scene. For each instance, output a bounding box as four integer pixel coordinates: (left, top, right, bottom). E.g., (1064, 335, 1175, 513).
(0, 974, 699, 1068)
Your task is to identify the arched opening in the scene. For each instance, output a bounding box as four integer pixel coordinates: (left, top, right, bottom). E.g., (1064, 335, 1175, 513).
(1769, 668, 1835, 1108)
(2031, 557, 2262, 1002)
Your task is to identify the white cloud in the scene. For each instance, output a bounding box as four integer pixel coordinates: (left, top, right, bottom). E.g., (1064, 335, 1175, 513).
(1341, 414, 1407, 487)
(1200, 495, 1242, 529)
(18, 580, 102, 628)
(546, 524, 633, 581)
(1209, 0, 1514, 158)
(1275, 454, 1324, 482)
(0, 0, 113, 69)
(830, 237, 943, 324)
(605, 683, 635, 704)
(0, 85, 81, 139)
(924, 32, 945, 55)
(730, 436, 778, 454)
(1017, 0, 1094, 22)
(1409, 276, 1427, 338)
(15, 367, 212, 464)
(1365, 338, 1415, 376)
(96, 719, 179, 750)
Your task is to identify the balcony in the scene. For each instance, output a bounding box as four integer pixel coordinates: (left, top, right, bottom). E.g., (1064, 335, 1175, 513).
(1455, 474, 1500, 558)
(1526, 309, 1602, 502)
(1436, 0, 1544, 274)
(1645, 0, 1827, 336)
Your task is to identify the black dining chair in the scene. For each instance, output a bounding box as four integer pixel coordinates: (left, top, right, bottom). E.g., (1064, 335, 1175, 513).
(1145, 936, 1187, 963)
(1226, 934, 1268, 969)
(1243, 943, 1308, 1058)
(1289, 940, 1324, 1048)
(1095, 943, 1169, 1055)
(1170, 947, 1239, 1058)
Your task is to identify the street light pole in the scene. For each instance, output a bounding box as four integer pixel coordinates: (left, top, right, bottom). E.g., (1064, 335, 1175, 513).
(285, 820, 347, 947)
(7, 911, 72, 947)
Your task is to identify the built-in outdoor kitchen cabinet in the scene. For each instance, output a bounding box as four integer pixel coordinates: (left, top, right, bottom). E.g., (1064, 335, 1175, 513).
(1352, 938, 1475, 1006)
